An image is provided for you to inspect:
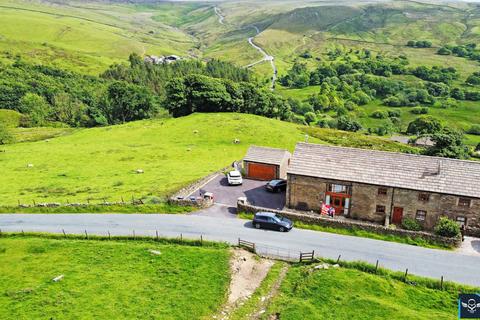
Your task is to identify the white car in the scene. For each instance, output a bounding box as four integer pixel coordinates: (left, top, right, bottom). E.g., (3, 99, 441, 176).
(227, 170, 243, 185)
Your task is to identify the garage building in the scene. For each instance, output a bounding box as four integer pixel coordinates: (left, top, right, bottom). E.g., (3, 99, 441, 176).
(243, 146, 291, 181)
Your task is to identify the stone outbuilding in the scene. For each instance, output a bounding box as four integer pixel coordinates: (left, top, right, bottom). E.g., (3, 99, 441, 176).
(286, 143, 480, 234)
(243, 146, 291, 181)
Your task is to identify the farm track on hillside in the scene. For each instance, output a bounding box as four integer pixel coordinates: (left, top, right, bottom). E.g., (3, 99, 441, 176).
(213, 6, 277, 90)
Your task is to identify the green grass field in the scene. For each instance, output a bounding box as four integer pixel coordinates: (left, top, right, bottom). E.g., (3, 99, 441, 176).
(0, 0, 197, 74)
(0, 113, 416, 207)
(264, 265, 459, 320)
(0, 236, 230, 319)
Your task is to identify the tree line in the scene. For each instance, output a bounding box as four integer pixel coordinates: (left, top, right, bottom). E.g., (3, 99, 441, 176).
(0, 54, 294, 128)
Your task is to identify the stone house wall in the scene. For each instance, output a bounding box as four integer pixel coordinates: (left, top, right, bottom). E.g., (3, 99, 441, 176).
(278, 154, 291, 180)
(287, 175, 327, 211)
(287, 174, 480, 232)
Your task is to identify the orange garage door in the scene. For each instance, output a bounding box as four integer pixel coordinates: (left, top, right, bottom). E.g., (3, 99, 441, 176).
(248, 163, 277, 180)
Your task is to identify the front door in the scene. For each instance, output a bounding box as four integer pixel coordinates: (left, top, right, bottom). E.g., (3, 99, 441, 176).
(392, 207, 404, 224)
(331, 195, 346, 215)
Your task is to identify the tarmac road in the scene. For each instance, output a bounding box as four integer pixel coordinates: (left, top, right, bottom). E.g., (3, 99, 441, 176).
(1, 210, 480, 286)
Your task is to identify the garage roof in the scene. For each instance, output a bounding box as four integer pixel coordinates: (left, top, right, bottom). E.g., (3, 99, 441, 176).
(244, 146, 291, 166)
(288, 143, 480, 198)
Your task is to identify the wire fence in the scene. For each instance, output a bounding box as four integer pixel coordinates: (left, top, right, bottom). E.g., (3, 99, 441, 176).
(0, 230, 457, 289)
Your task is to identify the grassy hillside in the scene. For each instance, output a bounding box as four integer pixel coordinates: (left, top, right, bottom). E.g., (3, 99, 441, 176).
(264, 265, 458, 320)
(0, 236, 230, 319)
(0, 0, 197, 74)
(0, 113, 414, 206)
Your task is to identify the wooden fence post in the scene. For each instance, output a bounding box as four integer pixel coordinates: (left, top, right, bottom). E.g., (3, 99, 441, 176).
(440, 276, 444, 290)
(85, 230, 88, 239)
(375, 260, 379, 274)
(133, 230, 136, 240)
(404, 268, 408, 282)
(156, 230, 159, 241)
(108, 231, 111, 240)
(62, 229, 66, 238)
(200, 235, 203, 245)
(180, 233, 183, 241)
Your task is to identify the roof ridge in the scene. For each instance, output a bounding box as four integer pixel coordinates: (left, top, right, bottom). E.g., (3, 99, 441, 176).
(296, 142, 480, 166)
(249, 145, 290, 152)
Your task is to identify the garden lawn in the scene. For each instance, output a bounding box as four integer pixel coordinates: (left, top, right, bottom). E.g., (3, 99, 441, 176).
(0, 236, 230, 319)
(264, 265, 458, 320)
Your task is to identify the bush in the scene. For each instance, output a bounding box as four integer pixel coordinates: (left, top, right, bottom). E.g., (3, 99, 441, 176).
(316, 118, 330, 128)
(371, 110, 388, 119)
(0, 122, 14, 144)
(387, 110, 401, 118)
(383, 96, 403, 107)
(437, 98, 458, 109)
(437, 47, 452, 55)
(467, 124, 480, 135)
(291, 114, 307, 125)
(434, 217, 460, 238)
(407, 116, 442, 135)
(304, 112, 317, 124)
(410, 107, 429, 115)
(344, 100, 357, 111)
(402, 218, 422, 231)
(336, 116, 362, 132)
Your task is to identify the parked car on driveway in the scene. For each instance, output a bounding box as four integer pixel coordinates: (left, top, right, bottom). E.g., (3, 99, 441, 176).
(265, 179, 287, 192)
(252, 212, 293, 232)
(227, 170, 243, 186)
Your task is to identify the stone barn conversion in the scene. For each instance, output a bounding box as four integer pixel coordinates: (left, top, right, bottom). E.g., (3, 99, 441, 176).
(286, 143, 480, 233)
(243, 146, 291, 181)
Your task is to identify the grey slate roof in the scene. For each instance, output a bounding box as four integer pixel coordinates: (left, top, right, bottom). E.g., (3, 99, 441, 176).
(288, 143, 480, 198)
(244, 146, 291, 166)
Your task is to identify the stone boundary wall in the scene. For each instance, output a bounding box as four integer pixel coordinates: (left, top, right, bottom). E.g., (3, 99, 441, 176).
(238, 202, 462, 248)
(168, 197, 213, 209)
(467, 227, 480, 238)
(169, 164, 235, 208)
